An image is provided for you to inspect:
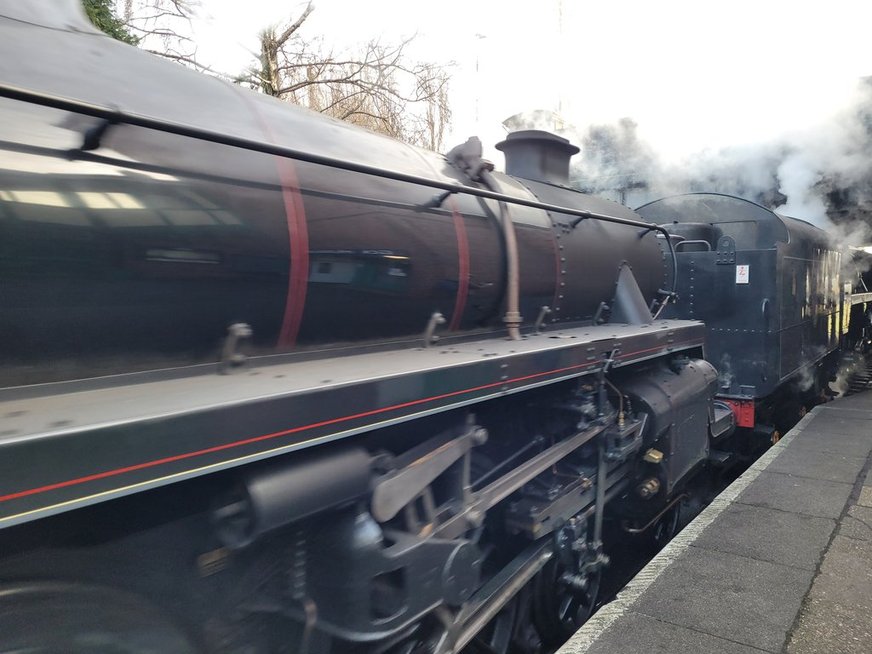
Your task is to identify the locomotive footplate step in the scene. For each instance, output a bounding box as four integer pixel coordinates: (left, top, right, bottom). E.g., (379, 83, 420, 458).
(706, 449, 734, 468)
(558, 391, 872, 654)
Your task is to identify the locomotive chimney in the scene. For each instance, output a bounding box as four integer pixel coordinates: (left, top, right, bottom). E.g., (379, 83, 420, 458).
(495, 130, 580, 186)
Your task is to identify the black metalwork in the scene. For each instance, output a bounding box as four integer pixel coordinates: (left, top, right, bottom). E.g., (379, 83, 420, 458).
(0, 83, 671, 238)
(1, 7, 829, 653)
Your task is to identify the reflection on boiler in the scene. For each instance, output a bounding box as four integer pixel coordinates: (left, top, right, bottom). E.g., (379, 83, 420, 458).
(309, 249, 410, 293)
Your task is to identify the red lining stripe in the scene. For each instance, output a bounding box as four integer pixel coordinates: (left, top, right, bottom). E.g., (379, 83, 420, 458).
(448, 198, 470, 331)
(0, 338, 702, 506)
(275, 159, 309, 347)
(244, 98, 309, 347)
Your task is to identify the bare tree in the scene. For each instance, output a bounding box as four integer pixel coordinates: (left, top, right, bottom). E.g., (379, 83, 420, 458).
(111, 0, 452, 150)
(115, 0, 205, 70)
(247, 2, 452, 150)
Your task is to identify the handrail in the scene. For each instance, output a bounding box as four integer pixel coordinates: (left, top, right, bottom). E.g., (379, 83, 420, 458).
(0, 83, 679, 304)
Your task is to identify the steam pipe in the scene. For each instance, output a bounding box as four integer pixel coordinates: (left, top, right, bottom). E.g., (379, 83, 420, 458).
(651, 231, 678, 321)
(621, 493, 687, 534)
(480, 169, 521, 340)
(0, 83, 678, 302)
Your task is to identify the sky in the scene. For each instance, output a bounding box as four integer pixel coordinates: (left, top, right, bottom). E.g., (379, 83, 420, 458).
(184, 0, 872, 166)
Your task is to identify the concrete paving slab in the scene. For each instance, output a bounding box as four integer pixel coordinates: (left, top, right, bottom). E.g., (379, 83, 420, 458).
(787, 594, 872, 654)
(859, 487, 872, 508)
(838, 504, 872, 541)
(800, 413, 872, 436)
(581, 611, 770, 654)
(822, 393, 872, 411)
(787, 530, 872, 654)
(805, 406, 872, 419)
(827, 400, 871, 413)
(736, 470, 853, 519)
(806, 569, 872, 618)
(817, 536, 872, 596)
(787, 430, 872, 458)
(693, 503, 834, 570)
(767, 447, 868, 484)
(633, 547, 812, 652)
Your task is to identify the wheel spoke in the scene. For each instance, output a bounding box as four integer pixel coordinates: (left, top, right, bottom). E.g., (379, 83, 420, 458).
(582, 588, 595, 610)
(558, 594, 577, 624)
(462, 595, 519, 654)
(532, 559, 602, 646)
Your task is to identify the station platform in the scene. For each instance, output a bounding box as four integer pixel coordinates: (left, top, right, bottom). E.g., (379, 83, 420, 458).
(558, 391, 872, 654)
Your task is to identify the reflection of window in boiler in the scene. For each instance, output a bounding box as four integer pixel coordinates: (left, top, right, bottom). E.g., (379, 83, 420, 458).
(210, 210, 242, 225)
(97, 211, 164, 227)
(1, 189, 145, 213)
(77, 192, 143, 209)
(6, 190, 69, 206)
(7, 204, 89, 225)
(180, 190, 220, 209)
(143, 193, 194, 210)
(162, 210, 217, 226)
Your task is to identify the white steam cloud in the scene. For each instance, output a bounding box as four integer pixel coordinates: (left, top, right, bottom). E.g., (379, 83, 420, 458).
(554, 79, 872, 247)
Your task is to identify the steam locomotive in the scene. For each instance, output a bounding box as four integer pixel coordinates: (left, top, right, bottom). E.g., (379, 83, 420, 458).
(638, 193, 852, 436)
(0, 3, 864, 653)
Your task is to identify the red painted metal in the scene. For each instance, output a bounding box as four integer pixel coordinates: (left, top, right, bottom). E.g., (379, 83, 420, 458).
(722, 398, 756, 428)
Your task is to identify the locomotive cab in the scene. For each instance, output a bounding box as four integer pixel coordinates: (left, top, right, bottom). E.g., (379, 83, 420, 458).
(669, 221, 722, 252)
(638, 193, 843, 435)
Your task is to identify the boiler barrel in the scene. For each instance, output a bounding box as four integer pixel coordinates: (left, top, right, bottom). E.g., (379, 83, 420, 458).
(0, 10, 665, 385)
